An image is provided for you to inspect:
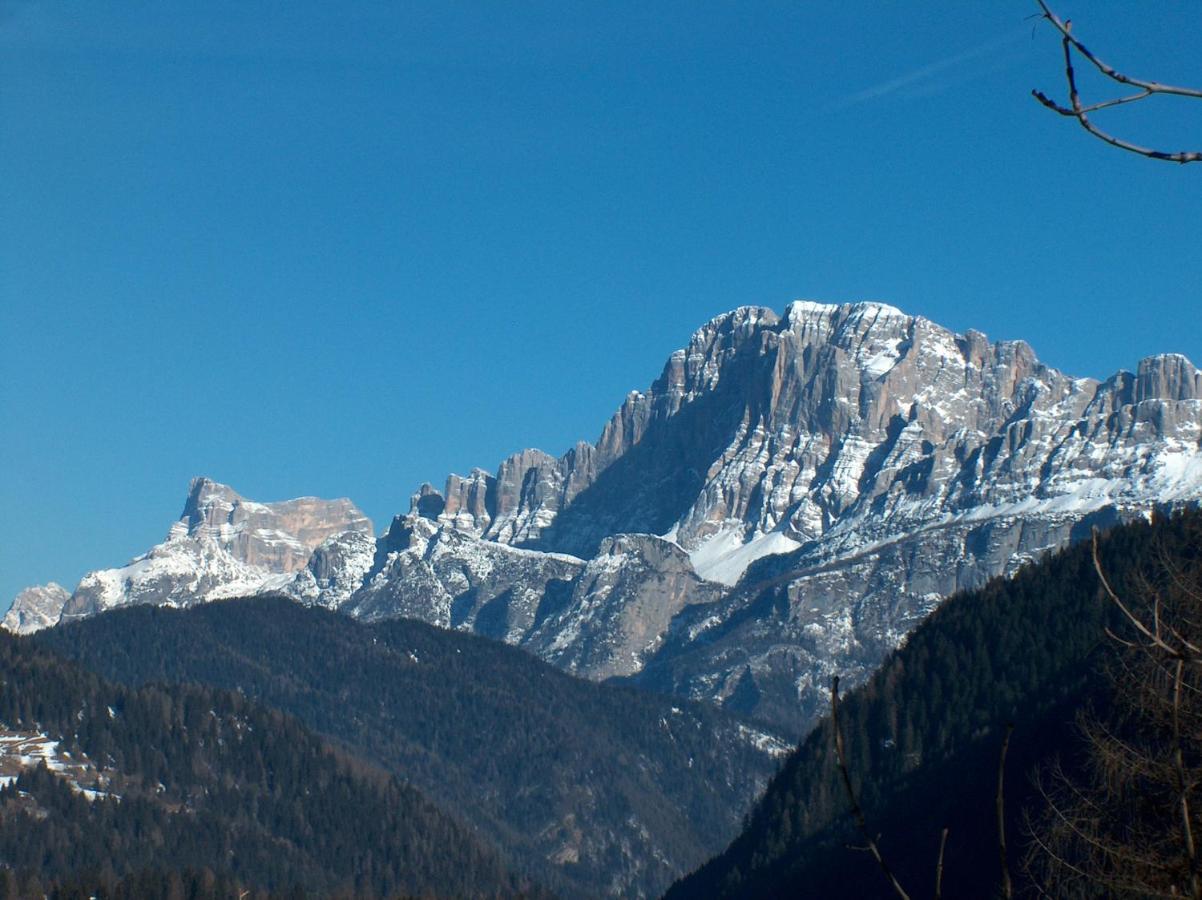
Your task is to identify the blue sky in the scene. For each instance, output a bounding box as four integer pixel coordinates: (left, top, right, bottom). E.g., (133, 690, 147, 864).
(2, 1, 1199, 606)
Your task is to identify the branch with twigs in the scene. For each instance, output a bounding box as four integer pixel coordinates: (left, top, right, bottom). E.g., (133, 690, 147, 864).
(1093, 532, 1202, 660)
(1031, 1, 1202, 164)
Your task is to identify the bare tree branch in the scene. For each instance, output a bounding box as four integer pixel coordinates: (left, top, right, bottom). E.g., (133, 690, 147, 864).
(997, 724, 1015, 900)
(1035, 1, 1202, 98)
(1173, 657, 1202, 899)
(1093, 530, 1202, 658)
(934, 827, 949, 900)
(1031, 1, 1202, 164)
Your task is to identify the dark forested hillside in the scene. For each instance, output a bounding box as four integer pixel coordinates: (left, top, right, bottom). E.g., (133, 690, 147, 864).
(666, 509, 1202, 899)
(0, 628, 530, 898)
(35, 596, 783, 898)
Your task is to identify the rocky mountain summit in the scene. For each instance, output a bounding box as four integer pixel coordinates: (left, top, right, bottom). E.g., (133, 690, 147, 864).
(349, 301, 1201, 731)
(10, 301, 1201, 734)
(4, 478, 371, 634)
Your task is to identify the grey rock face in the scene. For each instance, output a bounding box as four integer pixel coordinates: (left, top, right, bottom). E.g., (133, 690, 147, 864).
(2, 583, 71, 635)
(285, 530, 378, 611)
(6, 479, 373, 632)
(523, 534, 724, 679)
(338, 517, 723, 683)
(632, 507, 1129, 734)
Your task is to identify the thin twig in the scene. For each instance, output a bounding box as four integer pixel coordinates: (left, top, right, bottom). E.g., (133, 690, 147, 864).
(1158, 544, 1202, 606)
(1031, 1, 1202, 164)
(998, 724, 1015, 900)
(1171, 657, 1202, 899)
(1073, 90, 1151, 114)
(934, 827, 949, 900)
(1026, 825, 1096, 884)
(1093, 531, 1201, 658)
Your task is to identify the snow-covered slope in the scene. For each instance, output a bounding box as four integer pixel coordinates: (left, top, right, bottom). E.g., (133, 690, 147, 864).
(0, 731, 117, 801)
(5, 478, 372, 632)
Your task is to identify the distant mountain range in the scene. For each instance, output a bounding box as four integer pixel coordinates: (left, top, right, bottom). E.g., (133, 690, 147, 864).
(10, 300, 1201, 736)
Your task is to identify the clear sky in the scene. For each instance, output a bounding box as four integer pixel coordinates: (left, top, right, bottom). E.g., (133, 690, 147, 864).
(2, 1, 1199, 607)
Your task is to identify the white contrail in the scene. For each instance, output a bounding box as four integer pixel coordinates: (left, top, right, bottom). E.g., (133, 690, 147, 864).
(831, 30, 1025, 109)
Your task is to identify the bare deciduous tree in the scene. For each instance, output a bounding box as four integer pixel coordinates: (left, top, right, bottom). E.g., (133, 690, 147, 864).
(1031, 1, 1202, 164)
(1024, 533, 1202, 898)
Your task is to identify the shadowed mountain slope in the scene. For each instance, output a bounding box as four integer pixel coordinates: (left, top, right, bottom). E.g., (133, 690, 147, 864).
(35, 596, 786, 898)
(0, 626, 529, 898)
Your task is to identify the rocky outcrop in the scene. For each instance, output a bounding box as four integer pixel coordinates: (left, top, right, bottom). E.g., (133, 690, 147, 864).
(415, 442, 602, 547)
(285, 530, 378, 611)
(329, 521, 721, 681)
(177, 478, 372, 572)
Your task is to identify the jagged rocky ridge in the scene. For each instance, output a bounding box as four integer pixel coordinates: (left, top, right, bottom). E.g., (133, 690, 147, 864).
(9, 301, 1202, 734)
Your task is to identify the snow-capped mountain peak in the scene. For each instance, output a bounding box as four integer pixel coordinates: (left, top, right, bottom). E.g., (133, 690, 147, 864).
(357, 300, 1201, 731)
